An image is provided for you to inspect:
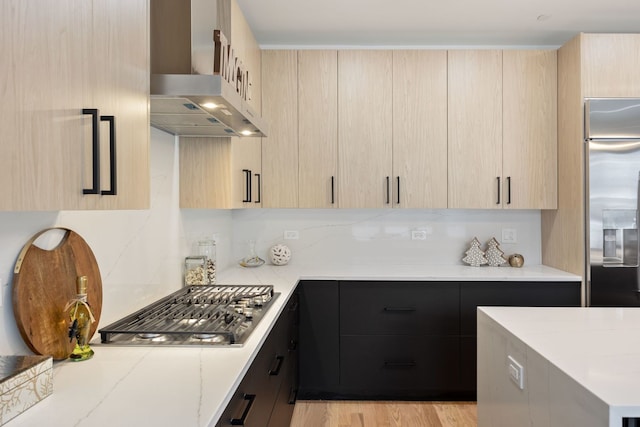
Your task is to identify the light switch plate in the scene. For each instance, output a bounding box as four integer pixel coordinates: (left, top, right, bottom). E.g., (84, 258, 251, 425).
(508, 355, 524, 389)
(411, 230, 427, 240)
(502, 228, 517, 244)
(284, 230, 299, 240)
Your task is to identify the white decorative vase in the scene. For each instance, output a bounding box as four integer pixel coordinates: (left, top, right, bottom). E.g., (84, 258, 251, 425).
(269, 244, 291, 266)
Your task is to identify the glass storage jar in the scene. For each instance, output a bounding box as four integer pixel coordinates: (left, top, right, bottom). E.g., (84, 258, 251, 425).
(184, 256, 208, 286)
(197, 239, 216, 284)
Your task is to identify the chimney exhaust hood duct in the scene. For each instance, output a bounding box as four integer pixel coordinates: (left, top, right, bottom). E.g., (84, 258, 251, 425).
(150, 0, 267, 137)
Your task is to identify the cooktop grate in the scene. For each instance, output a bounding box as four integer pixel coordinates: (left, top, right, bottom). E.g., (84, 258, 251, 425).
(98, 285, 277, 346)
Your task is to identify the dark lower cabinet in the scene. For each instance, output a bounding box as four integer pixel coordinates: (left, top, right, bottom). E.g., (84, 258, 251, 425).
(298, 280, 339, 398)
(298, 279, 581, 401)
(459, 281, 581, 396)
(340, 335, 460, 399)
(217, 291, 298, 427)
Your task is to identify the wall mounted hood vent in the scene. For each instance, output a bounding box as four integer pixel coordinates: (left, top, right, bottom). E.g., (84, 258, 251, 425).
(150, 0, 267, 138)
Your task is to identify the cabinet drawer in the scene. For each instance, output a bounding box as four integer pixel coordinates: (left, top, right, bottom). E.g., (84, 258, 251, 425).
(340, 281, 459, 335)
(266, 354, 297, 427)
(340, 335, 459, 397)
(218, 293, 298, 427)
(460, 281, 581, 335)
(218, 339, 283, 427)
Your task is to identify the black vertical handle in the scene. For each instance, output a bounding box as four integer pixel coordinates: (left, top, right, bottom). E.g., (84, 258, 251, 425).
(496, 176, 501, 205)
(331, 176, 335, 204)
(506, 176, 511, 205)
(386, 176, 390, 204)
(254, 173, 261, 203)
(230, 394, 256, 425)
(82, 108, 100, 194)
(268, 355, 284, 376)
(396, 176, 400, 204)
(287, 387, 297, 405)
(100, 115, 117, 195)
(242, 169, 251, 202)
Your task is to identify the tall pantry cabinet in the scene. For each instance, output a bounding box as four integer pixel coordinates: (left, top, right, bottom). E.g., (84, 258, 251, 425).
(0, 0, 150, 211)
(542, 33, 640, 279)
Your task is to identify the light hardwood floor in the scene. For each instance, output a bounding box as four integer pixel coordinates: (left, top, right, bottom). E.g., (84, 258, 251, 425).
(290, 401, 477, 427)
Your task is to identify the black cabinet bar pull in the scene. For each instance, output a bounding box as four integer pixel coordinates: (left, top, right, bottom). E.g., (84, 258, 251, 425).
(384, 360, 417, 368)
(100, 115, 117, 195)
(383, 307, 416, 312)
(268, 355, 284, 376)
(331, 176, 335, 204)
(496, 176, 501, 205)
(396, 176, 400, 204)
(230, 394, 255, 425)
(507, 176, 511, 205)
(386, 176, 390, 204)
(82, 108, 100, 194)
(287, 387, 297, 405)
(242, 169, 251, 202)
(254, 173, 261, 203)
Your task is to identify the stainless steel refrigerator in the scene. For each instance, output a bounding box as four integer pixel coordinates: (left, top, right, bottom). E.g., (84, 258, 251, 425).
(586, 98, 640, 306)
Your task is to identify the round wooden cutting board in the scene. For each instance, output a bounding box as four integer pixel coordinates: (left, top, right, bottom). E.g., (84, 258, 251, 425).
(12, 228, 103, 360)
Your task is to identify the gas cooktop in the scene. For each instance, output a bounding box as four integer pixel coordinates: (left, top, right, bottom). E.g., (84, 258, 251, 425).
(98, 285, 279, 346)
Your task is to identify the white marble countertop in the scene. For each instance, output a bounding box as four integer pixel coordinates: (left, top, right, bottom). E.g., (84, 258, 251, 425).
(479, 306, 640, 422)
(5, 263, 579, 426)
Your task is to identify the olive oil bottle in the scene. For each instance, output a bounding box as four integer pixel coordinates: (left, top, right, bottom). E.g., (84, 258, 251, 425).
(66, 276, 95, 361)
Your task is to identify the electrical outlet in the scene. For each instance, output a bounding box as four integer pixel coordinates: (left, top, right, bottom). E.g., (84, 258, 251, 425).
(411, 230, 427, 240)
(284, 230, 299, 240)
(508, 355, 524, 389)
(502, 228, 517, 244)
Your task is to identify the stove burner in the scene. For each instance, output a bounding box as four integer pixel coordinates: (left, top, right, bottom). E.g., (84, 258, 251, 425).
(193, 334, 226, 343)
(98, 285, 278, 346)
(137, 333, 162, 339)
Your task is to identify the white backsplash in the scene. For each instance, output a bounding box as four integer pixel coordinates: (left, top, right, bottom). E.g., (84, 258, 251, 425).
(231, 209, 540, 267)
(0, 126, 541, 356)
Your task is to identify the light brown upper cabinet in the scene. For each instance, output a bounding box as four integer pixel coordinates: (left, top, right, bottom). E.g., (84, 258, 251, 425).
(392, 50, 448, 208)
(581, 34, 640, 97)
(338, 51, 393, 208)
(448, 49, 557, 209)
(298, 50, 339, 208)
(261, 50, 299, 208)
(502, 49, 557, 209)
(0, 0, 149, 211)
(448, 50, 503, 209)
(180, 137, 262, 209)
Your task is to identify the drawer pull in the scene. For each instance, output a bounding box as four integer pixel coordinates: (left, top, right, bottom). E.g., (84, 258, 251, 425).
(288, 387, 297, 405)
(288, 339, 297, 352)
(268, 355, 284, 376)
(384, 360, 416, 368)
(230, 393, 255, 425)
(383, 307, 416, 312)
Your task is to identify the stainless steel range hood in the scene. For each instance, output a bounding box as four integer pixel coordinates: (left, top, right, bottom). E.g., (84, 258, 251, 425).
(150, 0, 267, 137)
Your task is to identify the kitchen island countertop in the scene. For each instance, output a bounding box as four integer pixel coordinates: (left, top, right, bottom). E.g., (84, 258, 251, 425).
(5, 263, 579, 426)
(478, 306, 640, 426)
